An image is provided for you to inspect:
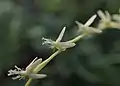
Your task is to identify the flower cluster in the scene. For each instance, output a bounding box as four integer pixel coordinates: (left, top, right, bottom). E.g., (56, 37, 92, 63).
(97, 10, 120, 29)
(8, 8, 120, 86)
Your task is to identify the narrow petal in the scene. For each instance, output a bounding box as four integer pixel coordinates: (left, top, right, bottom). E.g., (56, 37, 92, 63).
(28, 74, 47, 79)
(26, 57, 38, 69)
(105, 11, 111, 20)
(87, 27, 102, 33)
(15, 65, 22, 71)
(26, 57, 42, 73)
(75, 21, 84, 32)
(75, 21, 84, 27)
(56, 27, 66, 42)
(97, 10, 106, 20)
(113, 15, 120, 22)
(12, 75, 21, 80)
(84, 14, 97, 27)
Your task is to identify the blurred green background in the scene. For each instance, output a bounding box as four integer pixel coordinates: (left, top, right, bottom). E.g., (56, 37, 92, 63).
(1, 0, 120, 86)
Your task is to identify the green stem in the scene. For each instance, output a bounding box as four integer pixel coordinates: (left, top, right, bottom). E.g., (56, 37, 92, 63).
(25, 50, 61, 86)
(68, 34, 86, 43)
(25, 78, 32, 86)
(34, 50, 61, 73)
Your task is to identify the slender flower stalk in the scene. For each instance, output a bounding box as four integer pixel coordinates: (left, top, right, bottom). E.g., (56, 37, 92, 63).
(68, 34, 86, 43)
(34, 51, 61, 73)
(8, 9, 120, 86)
(9, 14, 103, 86)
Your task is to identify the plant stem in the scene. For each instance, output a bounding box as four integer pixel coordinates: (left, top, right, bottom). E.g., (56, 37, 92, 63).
(25, 78, 32, 86)
(68, 34, 86, 43)
(34, 50, 61, 73)
(25, 34, 85, 86)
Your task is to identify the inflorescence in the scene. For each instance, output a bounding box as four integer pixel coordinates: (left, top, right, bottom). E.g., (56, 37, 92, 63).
(8, 9, 120, 86)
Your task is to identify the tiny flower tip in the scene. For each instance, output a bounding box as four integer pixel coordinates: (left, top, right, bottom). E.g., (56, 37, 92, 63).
(84, 14, 97, 26)
(105, 11, 111, 19)
(97, 10, 105, 19)
(35, 56, 38, 59)
(56, 27, 66, 42)
(97, 10, 102, 13)
(94, 28, 102, 33)
(63, 27, 66, 30)
(75, 21, 83, 27)
(75, 21, 79, 24)
(29, 74, 47, 79)
(92, 14, 97, 19)
(97, 10, 103, 15)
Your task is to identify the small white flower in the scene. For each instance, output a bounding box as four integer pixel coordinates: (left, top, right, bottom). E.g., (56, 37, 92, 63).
(76, 14, 102, 35)
(97, 10, 120, 29)
(98, 10, 111, 21)
(8, 57, 47, 80)
(112, 8, 120, 22)
(97, 10, 112, 29)
(42, 27, 76, 51)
